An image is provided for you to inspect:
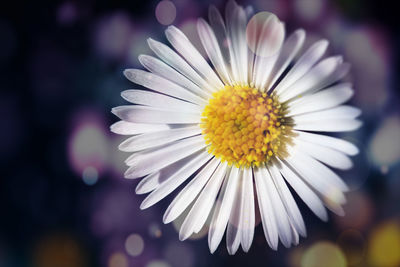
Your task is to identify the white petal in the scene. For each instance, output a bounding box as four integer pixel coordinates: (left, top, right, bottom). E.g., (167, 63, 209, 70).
(293, 118, 362, 132)
(140, 151, 213, 209)
(124, 69, 206, 105)
(147, 38, 215, 94)
(138, 55, 211, 100)
(208, 167, 239, 253)
(124, 135, 206, 178)
(288, 83, 354, 116)
(240, 167, 255, 252)
(251, 15, 284, 89)
(269, 164, 306, 237)
(179, 162, 228, 240)
(288, 146, 349, 193)
(121, 89, 203, 113)
(293, 106, 361, 123)
(112, 106, 201, 124)
(163, 157, 220, 224)
(135, 172, 161, 195)
(119, 126, 201, 152)
(226, 168, 243, 255)
(279, 56, 348, 102)
(267, 29, 306, 91)
(295, 139, 353, 170)
(274, 39, 328, 95)
(208, 5, 230, 68)
(225, 1, 248, 85)
(278, 159, 328, 221)
(285, 151, 347, 215)
(253, 167, 279, 250)
(294, 130, 359, 156)
(197, 18, 232, 84)
(165, 26, 224, 90)
(264, 167, 292, 248)
(110, 121, 169, 135)
(290, 223, 300, 246)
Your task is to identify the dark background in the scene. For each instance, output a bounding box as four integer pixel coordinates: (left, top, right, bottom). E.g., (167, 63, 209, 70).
(1, 0, 399, 266)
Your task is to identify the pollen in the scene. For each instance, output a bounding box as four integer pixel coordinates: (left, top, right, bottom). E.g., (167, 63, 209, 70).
(200, 85, 294, 168)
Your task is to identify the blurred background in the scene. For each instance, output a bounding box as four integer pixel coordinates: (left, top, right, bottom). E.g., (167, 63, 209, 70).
(0, 0, 399, 266)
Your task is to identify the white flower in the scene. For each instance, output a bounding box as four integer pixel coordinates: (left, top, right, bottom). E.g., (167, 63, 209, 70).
(111, 1, 361, 254)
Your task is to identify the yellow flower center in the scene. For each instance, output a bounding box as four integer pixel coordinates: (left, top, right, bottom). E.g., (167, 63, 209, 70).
(200, 85, 293, 167)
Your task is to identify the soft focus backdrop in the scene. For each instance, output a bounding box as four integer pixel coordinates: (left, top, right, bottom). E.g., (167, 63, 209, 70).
(1, 0, 399, 266)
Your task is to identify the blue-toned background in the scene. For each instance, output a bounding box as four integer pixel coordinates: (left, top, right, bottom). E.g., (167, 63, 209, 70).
(1, 0, 399, 266)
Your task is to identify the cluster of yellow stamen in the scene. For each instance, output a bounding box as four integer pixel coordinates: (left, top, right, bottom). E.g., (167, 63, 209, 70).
(200, 85, 293, 168)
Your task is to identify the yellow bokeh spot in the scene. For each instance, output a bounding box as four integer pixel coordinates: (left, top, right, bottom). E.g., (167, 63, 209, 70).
(301, 241, 347, 267)
(201, 85, 292, 167)
(368, 220, 400, 267)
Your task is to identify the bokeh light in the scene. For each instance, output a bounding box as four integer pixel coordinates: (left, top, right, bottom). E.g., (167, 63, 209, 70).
(148, 223, 162, 238)
(82, 166, 99, 185)
(294, 0, 326, 22)
(108, 252, 129, 267)
(68, 110, 108, 177)
(301, 241, 347, 267)
(155, 1, 177, 25)
(146, 260, 171, 267)
(246, 12, 284, 57)
(337, 229, 366, 266)
(94, 12, 134, 61)
(163, 241, 194, 267)
(33, 233, 87, 267)
(368, 220, 400, 267)
(335, 191, 374, 230)
(125, 234, 145, 257)
(369, 116, 400, 168)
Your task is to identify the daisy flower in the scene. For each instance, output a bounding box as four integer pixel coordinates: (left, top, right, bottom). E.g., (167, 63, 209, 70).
(111, 1, 361, 254)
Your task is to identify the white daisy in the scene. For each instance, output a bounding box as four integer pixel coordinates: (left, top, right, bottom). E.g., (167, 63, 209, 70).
(111, 1, 361, 254)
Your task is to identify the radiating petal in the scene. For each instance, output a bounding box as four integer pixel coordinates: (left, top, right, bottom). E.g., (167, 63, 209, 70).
(179, 162, 228, 240)
(286, 149, 347, 216)
(240, 167, 255, 252)
(119, 126, 201, 152)
(278, 159, 328, 221)
(288, 83, 353, 116)
(254, 167, 279, 249)
(225, 0, 248, 85)
(274, 39, 328, 95)
(135, 172, 161, 195)
(264, 166, 292, 248)
(226, 168, 243, 255)
(266, 29, 305, 91)
(269, 164, 306, 237)
(197, 18, 232, 85)
(112, 105, 201, 124)
(165, 26, 224, 90)
(295, 139, 353, 170)
(140, 151, 213, 209)
(251, 15, 284, 89)
(121, 89, 203, 113)
(208, 167, 239, 253)
(292, 106, 361, 123)
(163, 157, 220, 224)
(138, 55, 211, 100)
(279, 56, 349, 102)
(124, 69, 206, 105)
(293, 119, 362, 132)
(110, 121, 169, 135)
(124, 135, 206, 178)
(147, 38, 216, 94)
(294, 130, 359, 156)
(287, 146, 349, 192)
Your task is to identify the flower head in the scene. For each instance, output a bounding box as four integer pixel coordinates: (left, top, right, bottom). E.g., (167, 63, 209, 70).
(111, 0, 361, 254)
